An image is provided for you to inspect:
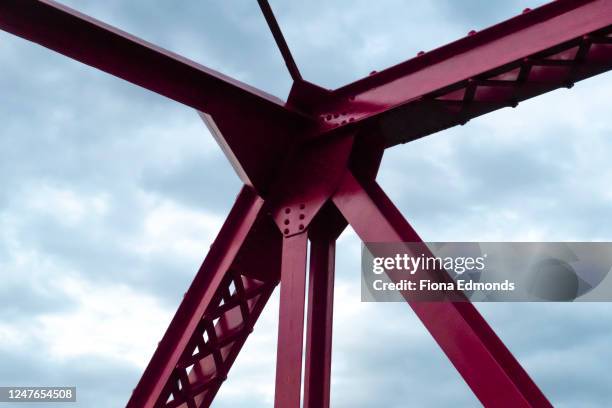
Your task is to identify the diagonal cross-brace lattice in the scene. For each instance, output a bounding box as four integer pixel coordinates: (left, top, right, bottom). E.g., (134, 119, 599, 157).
(1, 0, 611, 407)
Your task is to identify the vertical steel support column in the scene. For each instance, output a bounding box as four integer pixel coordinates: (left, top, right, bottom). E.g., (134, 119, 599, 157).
(332, 172, 552, 408)
(274, 232, 309, 408)
(303, 232, 336, 408)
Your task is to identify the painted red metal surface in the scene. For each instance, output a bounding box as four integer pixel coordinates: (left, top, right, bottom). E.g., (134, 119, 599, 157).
(127, 186, 281, 407)
(1, 0, 611, 407)
(274, 233, 309, 408)
(316, 0, 612, 144)
(0, 0, 309, 194)
(304, 223, 337, 408)
(257, 0, 302, 82)
(332, 173, 552, 407)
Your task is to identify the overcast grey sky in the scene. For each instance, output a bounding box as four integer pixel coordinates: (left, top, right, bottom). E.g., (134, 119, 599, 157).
(1, 1, 611, 407)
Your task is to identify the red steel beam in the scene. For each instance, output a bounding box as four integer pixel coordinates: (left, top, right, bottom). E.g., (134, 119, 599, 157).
(317, 0, 612, 145)
(0, 0, 289, 114)
(274, 233, 309, 408)
(303, 230, 336, 408)
(332, 172, 552, 408)
(127, 186, 281, 408)
(0, 0, 310, 194)
(257, 0, 303, 82)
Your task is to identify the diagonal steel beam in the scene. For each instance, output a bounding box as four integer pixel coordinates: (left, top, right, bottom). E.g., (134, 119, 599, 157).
(127, 186, 282, 408)
(0, 0, 311, 194)
(0, 0, 291, 115)
(315, 0, 612, 145)
(332, 172, 552, 407)
(257, 0, 303, 82)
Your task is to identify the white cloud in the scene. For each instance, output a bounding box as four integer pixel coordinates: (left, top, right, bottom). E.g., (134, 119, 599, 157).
(0, 272, 172, 368)
(22, 184, 110, 226)
(36, 276, 172, 367)
(128, 194, 224, 263)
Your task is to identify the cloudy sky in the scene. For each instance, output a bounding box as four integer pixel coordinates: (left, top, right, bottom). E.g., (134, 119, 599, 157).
(1, 1, 611, 407)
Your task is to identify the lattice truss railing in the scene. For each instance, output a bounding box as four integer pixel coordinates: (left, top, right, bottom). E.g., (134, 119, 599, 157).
(314, 24, 612, 147)
(162, 269, 275, 408)
(420, 27, 612, 138)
